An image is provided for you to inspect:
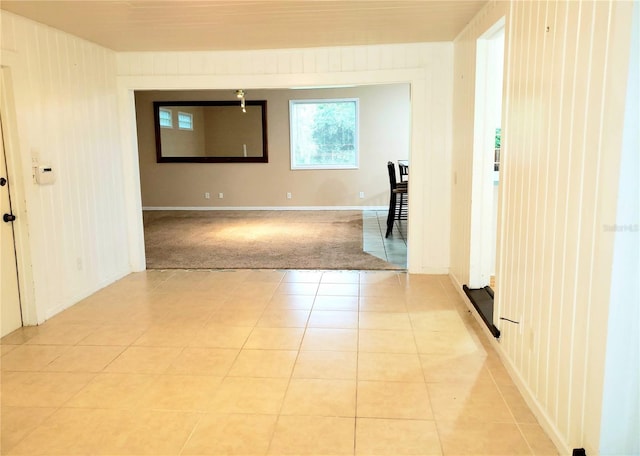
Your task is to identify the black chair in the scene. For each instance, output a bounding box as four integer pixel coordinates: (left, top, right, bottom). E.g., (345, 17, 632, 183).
(398, 160, 409, 182)
(396, 161, 409, 225)
(386, 161, 408, 238)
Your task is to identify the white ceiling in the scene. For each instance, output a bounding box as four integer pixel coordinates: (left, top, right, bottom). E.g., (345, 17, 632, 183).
(0, 1, 488, 52)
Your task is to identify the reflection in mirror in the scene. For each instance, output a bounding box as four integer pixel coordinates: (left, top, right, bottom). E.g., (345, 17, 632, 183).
(154, 101, 268, 163)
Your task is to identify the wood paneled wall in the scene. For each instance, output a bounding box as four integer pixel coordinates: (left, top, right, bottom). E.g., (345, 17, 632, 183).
(0, 12, 130, 321)
(452, 1, 635, 453)
(2, 2, 636, 452)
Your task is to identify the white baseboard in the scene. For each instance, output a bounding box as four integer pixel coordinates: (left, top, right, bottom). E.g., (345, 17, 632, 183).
(411, 266, 450, 274)
(448, 273, 571, 456)
(142, 206, 389, 211)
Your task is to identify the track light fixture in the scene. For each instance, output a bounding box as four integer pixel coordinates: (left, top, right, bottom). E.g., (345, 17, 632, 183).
(235, 89, 246, 113)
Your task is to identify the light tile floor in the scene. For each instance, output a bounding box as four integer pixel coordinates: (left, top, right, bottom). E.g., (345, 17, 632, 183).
(363, 210, 407, 268)
(0, 269, 558, 455)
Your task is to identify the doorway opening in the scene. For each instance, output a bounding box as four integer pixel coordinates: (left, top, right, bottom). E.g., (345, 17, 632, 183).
(465, 18, 505, 337)
(133, 85, 410, 271)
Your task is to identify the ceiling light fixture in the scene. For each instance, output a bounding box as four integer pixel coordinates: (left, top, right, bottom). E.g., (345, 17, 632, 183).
(235, 89, 246, 113)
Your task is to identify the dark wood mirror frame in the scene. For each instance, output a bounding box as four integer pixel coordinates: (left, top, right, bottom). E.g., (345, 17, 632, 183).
(153, 100, 268, 163)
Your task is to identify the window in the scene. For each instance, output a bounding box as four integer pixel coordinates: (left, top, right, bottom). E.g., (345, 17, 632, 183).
(289, 98, 359, 169)
(178, 111, 193, 130)
(159, 108, 172, 128)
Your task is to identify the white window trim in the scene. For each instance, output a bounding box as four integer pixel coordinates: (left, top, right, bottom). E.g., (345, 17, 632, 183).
(159, 107, 172, 129)
(289, 98, 359, 170)
(178, 111, 193, 131)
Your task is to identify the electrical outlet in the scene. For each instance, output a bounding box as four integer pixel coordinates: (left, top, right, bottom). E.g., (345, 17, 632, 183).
(286, 192, 292, 199)
(218, 193, 224, 199)
(359, 191, 365, 199)
(76, 257, 83, 271)
(204, 192, 210, 199)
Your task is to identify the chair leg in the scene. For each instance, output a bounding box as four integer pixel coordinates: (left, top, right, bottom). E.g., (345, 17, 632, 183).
(397, 193, 404, 221)
(386, 193, 397, 238)
(396, 193, 408, 222)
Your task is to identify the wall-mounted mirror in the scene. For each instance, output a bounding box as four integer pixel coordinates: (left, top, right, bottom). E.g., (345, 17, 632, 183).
(153, 100, 268, 163)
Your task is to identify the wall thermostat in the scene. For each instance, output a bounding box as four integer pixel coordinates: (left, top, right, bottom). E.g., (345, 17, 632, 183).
(34, 165, 55, 185)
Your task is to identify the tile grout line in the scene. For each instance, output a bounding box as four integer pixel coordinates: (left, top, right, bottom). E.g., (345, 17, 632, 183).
(264, 271, 321, 455)
(353, 273, 363, 455)
(405, 280, 448, 456)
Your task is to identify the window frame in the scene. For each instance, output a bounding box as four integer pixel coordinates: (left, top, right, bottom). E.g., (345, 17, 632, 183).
(289, 98, 360, 170)
(159, 108, 173, 128)
(177, 111, 193, 131)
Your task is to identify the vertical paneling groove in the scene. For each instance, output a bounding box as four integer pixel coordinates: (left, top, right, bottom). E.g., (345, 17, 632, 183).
(516, 0, 530, 372)
(453, 0, 633, 453)
(504, 2, 522, 362)
(515, 0, 531, 370)
(574, 2, 607, 442)
(516, 0, 530, 378)
(529, 0, 549, 398)
(547, 0, 569, 425)
(87, 42, 101, 283)
(543, 0, 565, 416)
(501, 0, 514, 349)
(77, 38, 93, 293)
(583, 4, 614, 442)
(1, 11, 129, 320)
(71, 37, 84, 283)
(567, 1, 595, 441)
(566, 0, 588, 437)
(25, 21, 52, 312)
(528, 1, 545, 389)
(47, 32, 68, 292)
(556, 0, 582, 436)
(537, 0, 558, 410)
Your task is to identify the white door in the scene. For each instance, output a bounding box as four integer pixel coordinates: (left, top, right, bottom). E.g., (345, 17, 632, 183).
(0, 115, 22, 337)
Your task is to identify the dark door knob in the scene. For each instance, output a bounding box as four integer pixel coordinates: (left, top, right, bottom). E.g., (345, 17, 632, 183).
(0, 177, 6, 186)
(3, 213, 16, 222)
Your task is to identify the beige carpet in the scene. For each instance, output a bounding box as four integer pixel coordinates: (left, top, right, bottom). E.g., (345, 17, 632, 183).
(143, 210, 401, 270)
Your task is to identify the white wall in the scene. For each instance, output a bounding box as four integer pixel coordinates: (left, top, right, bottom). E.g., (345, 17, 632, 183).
(452, 0, 635, 454)
(116, 42, 454, 274)
(0, 11, 130, 322)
